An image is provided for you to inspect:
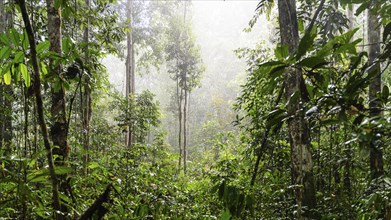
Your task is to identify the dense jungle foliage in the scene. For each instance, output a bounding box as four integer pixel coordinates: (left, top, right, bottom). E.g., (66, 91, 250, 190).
(0, 0, 390, 219)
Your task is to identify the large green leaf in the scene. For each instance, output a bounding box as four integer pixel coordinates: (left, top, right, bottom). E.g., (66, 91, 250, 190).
(220, 209, 231, 220)
(296, 27, 316, 60)
(298, 56, 327, 69)
(0, 46, 12, 59)
(22, 31, 29, 51)
(9, 28, 20, 46)
(275, 45, 289, 61)
(54, 166, 73, 175)
(20, 63, 30, 87)
(0, 33, 9, 44)
(14, 51, 25, 63)
(3, 71, 11, 85)
(36, 41, 50, 54)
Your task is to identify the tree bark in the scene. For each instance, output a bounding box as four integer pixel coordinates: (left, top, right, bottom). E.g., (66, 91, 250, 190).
(367, 7, 384, 180)
(46, 0, 69, 217)
(183, 86, 188, 173)
(125, 0, 135, 148)
(347, 4, 355, 30)
(17, 0, 62, 217)
(82, 0, 91, 175)
(177, 78, 183, 170)
(0, 0, 13, 157)
(46, 0, 68, 162)
(277, 0, 317, 218)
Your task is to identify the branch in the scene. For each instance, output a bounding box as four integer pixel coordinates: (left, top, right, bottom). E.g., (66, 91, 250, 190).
(306, 0, 326, 36)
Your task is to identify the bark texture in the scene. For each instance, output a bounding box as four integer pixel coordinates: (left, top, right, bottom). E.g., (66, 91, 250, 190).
(367, 7, 384, 180)
(277, 0, 317, 218)
(46, 0, 69, 217)
(46, 0, 68, 162)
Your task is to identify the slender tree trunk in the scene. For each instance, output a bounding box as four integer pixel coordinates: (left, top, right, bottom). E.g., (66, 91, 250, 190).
(17, 0, 61, 217)
(277, 0, 317, 218)
(82, 0, 91, 175)
(177, 79, 183, 170)
(125, 0, 135, 148)
(0, 0, 3, 151)
(183, 87, 188, 173)
(0, 0, 13, 157)
(367, 7, 384, 180)
(182, 0, 188, 173)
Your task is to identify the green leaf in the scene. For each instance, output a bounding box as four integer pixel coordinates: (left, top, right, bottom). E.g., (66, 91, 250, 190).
(382, 85, 389, 104)
(257, 60, 285, 68)
(275, 45, 289, 61)
(297, 27, 316, 59)
(14, 51, 24, 63)
(266, 108, 288, 128)
(298, 56, 327, 69)
(0, 33, 9, 44)
(40, 62, 48, 75)
(2, 63, 11, 74)
(22, 31, 29, 51)
(54, 166, 73, 175)
(54, 0, 62, 10)
(28, 172, 48, 183)
(355, 2, 368, 16)
(269, 65, 287, 78)
(317, 28, 359, 57)
(10, 28, 20, 46)
(53, 78, 62, 92)
(36, 41, 50, 54)
(12, 64, 20, 82)
(335, 43, 357, 55)
(20, 63, 30, 87)
(220, 209, 231, 220)
(3, 71, 11, 85)
(62, 37, 75, 55)
(0, 46, 11, 59)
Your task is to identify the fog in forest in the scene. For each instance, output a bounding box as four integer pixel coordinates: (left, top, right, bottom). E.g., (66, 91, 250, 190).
(104, 1, 270, 148)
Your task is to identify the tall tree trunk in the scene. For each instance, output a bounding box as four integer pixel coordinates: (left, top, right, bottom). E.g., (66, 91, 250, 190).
(0, 0, 4, 152)
(277, 0, 317, 218)
(177, 79, 183, 170)
(367, 7, 384, 180)
(125, 0, 135, 148)
(0, 0, 13, 157)
(46, 0, 69, 217)
(82, 0, 91, 175)
(183, 87, 188, 173)
(182, 0, 188, 173)
(17, 0, 61, 217)
(46, 0, 68, 162)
